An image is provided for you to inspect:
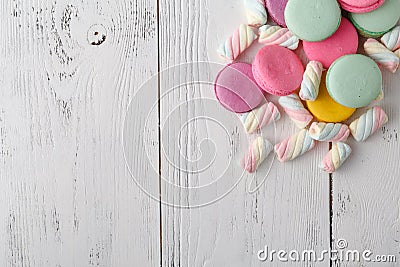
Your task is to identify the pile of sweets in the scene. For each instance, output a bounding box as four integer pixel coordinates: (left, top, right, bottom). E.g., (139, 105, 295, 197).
(214, 0, 399, 173)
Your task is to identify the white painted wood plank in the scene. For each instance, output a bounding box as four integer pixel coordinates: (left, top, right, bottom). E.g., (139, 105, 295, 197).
(332, 60, 400, 266)
(0, 1, 160, 266)
(159, 0, 330, 266)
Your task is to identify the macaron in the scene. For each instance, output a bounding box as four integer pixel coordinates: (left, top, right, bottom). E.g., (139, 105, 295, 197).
(214, 63, 264, 113)
(326, 54, 382, 108)
(303, 18, 359, 69)
(264, 0, 288, 27)
(338, 0, 385, 13)
(252, 45, 304, 96)
(306, 72, 356, 123)
(284, 0, 342, 42)
(349, 0, 400, 38)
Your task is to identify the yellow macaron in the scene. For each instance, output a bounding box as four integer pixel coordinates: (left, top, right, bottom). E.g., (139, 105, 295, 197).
(306, 72, 356, 123)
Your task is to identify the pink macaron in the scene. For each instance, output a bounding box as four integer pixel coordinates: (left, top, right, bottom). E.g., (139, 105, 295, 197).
(338, 0, 385, 13)
(264, 0, 288, 27)
(303, 18, 359, 69)
(214, 63, 264, 113)
(252, 45, 304, 96)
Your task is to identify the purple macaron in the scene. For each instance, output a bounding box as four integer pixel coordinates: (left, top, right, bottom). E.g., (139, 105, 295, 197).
(264, 0, 288, 27)
(214, 63, 264, 113)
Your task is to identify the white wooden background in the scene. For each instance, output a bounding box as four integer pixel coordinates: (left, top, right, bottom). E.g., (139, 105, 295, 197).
(0, 0, 399, 266)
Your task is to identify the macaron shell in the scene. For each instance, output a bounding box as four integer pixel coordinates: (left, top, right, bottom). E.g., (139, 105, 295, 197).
(284, 0, 342, 42)
(326, 54, 382, 108)
(303, 18, 359, 68)
(307, 72, 356, 122)
(252, 45, 304, 96)
(340, 0, 382, 7)
(349, 0, 400, 37)
(350, 21, 387, 38)
(265, 0, 288, 27)
(215, 63, 264, 113)
(339, 0, 385, 13)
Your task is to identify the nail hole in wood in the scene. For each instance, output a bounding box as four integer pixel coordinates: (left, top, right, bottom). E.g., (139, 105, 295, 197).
(87, 24, 107, 46)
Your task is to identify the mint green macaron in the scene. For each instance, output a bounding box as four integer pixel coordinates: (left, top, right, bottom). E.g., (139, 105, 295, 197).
(326, 54, 382, 108)
(284, 0, 341, 42)
(349, 0, 400, 38)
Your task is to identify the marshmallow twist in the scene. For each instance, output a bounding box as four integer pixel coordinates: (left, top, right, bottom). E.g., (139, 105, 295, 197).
(395, 49, 400, 58)
(240, 102, 281, 134)
(364, 38, 399, 73)
(372, 88, 384, 104)
(218, 24, 258, 62)
(275, 129, 316, 162)
(321, 142, 352, 173)
(299, 61, 323, 101)
(241, 137, 273, 173)
(244, 0, 268, 27)
(349, 106, 388, 142)
(309, 122, 350, 142)
(278, 94, 314, 129)
(381, 26, 400, 51)
(258, 25, 300, 50)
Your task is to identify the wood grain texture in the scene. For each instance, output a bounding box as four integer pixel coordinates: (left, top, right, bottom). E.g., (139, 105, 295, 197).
(3, 0, 400, 266)
(331, 24, 400, 267)
(332, 71, 400, 267)
(0, 0, 160, 266)
(159, 1, 330, 266)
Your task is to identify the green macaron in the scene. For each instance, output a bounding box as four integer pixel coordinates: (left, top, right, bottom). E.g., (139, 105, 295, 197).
(284, 0, 341, 42)
(349, 0, 400, 38)
(326, 54, 382, 108)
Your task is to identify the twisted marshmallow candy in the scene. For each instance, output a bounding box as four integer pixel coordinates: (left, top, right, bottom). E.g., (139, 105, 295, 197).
(241, 137, 273, 173)
(275, 129, 316, 162)
(258, 25, 299, 50)
(381, 26, 400, 51)
(299, 61, 323, 101)
(372, 88, 384, 103)
(240, 102, 281, 134)
(321, 142, 352, 173)
(349, 106, 388, 142)
(218, 24, 258, 62)
(364, 38, 399, 73)
(278, 94, 314, 129)
(395, 49, 400, 58)
(244, 0, 268, 27)
(309, 122, 350, 142)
